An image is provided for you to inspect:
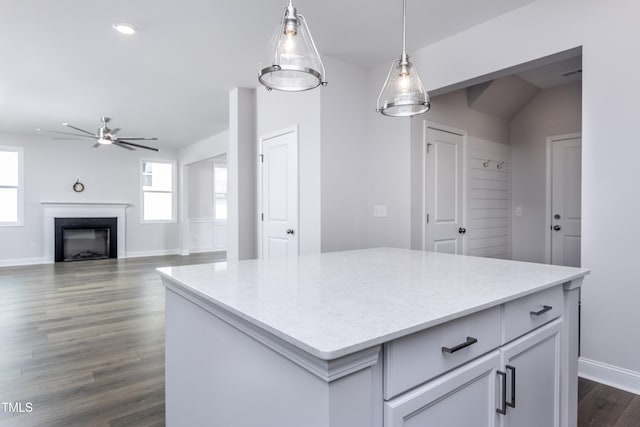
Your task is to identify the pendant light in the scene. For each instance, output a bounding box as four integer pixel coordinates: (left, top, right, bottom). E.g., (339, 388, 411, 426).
(376, 0, 430, 117)
(258, 0, 327, 91)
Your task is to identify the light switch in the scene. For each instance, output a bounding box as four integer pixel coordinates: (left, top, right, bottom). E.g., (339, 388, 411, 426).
(373, 205, 387, 218)
(515, 206, 523, 217)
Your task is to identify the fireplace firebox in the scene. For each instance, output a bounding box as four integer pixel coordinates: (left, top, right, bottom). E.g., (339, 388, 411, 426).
(54, 217, 117, 262)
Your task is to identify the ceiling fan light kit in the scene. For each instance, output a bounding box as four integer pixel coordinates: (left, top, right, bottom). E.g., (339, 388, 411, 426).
(43, 116, 159, 152)
(258, 0, 327, 92)
(376, 0, 430, 117)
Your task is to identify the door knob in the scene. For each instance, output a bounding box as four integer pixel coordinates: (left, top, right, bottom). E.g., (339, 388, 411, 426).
(286, 229, 295, 235)
(553, 225, 561, 231)
(458, 227, 467, 234)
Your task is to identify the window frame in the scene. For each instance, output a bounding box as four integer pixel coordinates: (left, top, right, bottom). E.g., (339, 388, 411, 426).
(0, 146, 24, 227)
(213, 162, 227, 221)
(139, 158, 177, 224)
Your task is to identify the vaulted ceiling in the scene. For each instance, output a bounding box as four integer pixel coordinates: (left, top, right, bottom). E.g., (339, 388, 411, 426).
(0, 0, 537, 149)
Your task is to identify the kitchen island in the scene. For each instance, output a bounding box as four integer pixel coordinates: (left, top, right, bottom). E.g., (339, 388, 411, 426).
(159, 248, 589, 427)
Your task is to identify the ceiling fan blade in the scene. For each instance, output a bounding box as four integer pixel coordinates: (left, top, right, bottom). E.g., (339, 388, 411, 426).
(51, 137, 92, 140)
(113, 142, 136, 151)
(62, 123, 97, 136)
(116, 137, 158, 141)
(93, 142, 102, 148)
(41, 130, 97, 138)
(108, 128, 121, 135)
(115, 140, 159, 152)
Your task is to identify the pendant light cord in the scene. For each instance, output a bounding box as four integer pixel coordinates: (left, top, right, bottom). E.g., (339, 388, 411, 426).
(402, 0, 407, 55)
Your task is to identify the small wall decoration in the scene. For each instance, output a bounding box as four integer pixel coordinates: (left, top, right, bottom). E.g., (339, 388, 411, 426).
(73, 178, 85, 193)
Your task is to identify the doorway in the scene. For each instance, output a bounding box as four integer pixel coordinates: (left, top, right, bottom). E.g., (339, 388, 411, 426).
(259, 127, 299, 258)
(186, 154, 228, 254)
(423, 122, 466, 254)
(546, 134, 582, 267)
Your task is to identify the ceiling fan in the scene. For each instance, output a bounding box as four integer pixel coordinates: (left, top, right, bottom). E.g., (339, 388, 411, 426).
(42, 116, 159, 152)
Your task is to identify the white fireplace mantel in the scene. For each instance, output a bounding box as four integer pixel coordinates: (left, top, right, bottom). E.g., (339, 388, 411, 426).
(42, 203, 128, 263)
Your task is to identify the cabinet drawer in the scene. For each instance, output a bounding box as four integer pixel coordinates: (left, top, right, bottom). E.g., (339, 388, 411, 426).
(384, 350, 500, 427)
(503, 285, 563, 343)
(384, 306, 501, 399)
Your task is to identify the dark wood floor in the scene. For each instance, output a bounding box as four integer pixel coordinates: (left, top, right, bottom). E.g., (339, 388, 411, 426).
(579, 378, 640, 426)
(0, 253, 224, 427)
(1, 254, 639, 426)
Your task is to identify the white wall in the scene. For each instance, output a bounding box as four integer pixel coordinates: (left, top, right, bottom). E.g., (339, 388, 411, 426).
(420, 89, 511, 145)
(178, 130, 228, 255)
(186, 156, 227, 253)
(179, 131, 228, 166)
(366, 0, 640, 390)
(256, 85, 321, 255)
(187, 159, 214, 219)
(0, 132, 180, 264)
(228, 88, 257, 261)
(320, 57, 368, 252)
(510, 82, 581, 263)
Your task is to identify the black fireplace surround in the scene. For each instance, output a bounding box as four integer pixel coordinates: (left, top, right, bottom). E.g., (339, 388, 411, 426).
(54, 217, 117, 262)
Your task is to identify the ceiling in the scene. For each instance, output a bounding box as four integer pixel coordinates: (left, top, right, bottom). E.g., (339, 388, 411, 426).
(0, 0, 537, 150)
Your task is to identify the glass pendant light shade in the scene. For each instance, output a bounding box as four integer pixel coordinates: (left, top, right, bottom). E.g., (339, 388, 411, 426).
(259, 1, 327, 91)
(377, 55, 430, 116)
(377, 0, 430, 117)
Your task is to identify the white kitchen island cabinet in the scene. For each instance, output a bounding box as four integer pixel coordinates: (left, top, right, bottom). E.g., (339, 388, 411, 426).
(159, 248, 589, 427)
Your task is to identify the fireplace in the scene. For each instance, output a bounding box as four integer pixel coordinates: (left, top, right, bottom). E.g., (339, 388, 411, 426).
(54, 217, 118, 262)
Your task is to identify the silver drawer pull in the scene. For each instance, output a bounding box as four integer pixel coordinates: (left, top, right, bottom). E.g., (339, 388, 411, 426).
(530, 305, 552, 316)
(442, 336, 478, 354)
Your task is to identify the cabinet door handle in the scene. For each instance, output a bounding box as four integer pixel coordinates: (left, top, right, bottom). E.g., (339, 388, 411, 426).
(441, 336, 477, 354)
(506, 365, 516, 408)
(530, 305, 552, 316)
(496, 370, 507, 415)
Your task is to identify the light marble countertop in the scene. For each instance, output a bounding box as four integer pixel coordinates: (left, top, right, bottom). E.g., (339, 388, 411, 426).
(158, 248, 589, 360)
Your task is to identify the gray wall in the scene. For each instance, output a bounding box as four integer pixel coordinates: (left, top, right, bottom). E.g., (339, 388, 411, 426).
(320, 57, 368, 253)
(510, 82, 582, 263)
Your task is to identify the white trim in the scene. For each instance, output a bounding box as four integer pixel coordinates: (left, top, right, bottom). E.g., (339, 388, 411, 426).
(421, 121, 468, 254)
(257, 125, 299, 259)
(164, 285, 381, 381)
(126, 248, 181, 259)
(0, 146, 24, 227)
(579, 357, 640, 395)
(544, 133, 582, 264)
(140, 158, 178, 224)
(41, 202, 128, 263)
(0, 257, 47, 267)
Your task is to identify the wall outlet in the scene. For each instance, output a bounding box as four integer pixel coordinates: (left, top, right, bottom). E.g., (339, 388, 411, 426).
(515, 206, 523, 217)
(373, 205, 387, 218)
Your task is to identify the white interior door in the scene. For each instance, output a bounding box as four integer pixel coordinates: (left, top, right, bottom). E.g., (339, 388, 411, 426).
(425, 125, 465, 254)
(551, 135, 581, 267)
(261, 129, 298, 258)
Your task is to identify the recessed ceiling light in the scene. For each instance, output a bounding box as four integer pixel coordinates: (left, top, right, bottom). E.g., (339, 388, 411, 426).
(113, 23, 136, 35)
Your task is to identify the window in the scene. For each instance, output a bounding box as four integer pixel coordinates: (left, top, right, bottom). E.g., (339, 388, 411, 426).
(0, 146, 23, 226)
(214, 165, 227, 220)
(141, 159, 176, 222)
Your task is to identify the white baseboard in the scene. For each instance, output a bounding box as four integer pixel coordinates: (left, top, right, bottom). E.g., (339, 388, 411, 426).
(0, 257, 47, 267)
(579, 357, 640, 395)
(188, 248, 226, 254)
(125, 249, 181, 259)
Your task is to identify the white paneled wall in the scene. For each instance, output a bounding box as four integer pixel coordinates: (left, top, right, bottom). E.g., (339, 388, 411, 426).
(187, 158, 227, 253)
(467, 138, 511, 259)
